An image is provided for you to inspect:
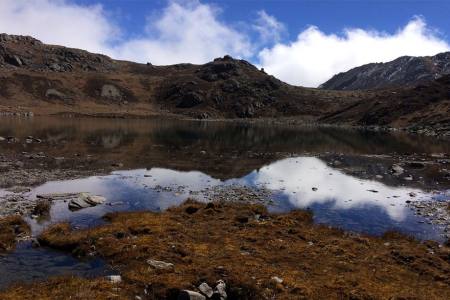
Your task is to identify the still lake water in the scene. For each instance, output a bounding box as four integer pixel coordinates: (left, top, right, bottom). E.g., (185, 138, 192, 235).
(0, 117, 449, 289)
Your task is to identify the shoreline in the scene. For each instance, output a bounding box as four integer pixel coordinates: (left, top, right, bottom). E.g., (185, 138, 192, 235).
(1, 111, 449, 139)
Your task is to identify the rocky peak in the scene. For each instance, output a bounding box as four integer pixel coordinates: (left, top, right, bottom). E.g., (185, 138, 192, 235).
(0, 33, 115, 73)
(320, 51, 450, 90)
(0, 33, 42, 45)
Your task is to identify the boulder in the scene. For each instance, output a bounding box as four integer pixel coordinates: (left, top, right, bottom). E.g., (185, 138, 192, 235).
(390, 164, 404, 176)
(68, 193, 105, 211)
(213, 280, 227, 300)
(45, 89, 68, 100)
(5, 54, 22, 67)
(101, 84, 122, 100)
(198, 283, 214, 298)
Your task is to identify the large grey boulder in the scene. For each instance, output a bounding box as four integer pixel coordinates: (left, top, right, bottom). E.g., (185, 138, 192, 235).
(68, 193, 105, 210)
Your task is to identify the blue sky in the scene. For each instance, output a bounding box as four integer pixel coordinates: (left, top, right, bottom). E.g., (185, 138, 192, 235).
(1, 0, 449, 86)
(72, 0, 450, 43)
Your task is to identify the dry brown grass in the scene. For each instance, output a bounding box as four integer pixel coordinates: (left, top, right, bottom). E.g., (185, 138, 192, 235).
(31, 199, 51, 217)
(0, 215, 29, 253)
(1, 200, 450, 299)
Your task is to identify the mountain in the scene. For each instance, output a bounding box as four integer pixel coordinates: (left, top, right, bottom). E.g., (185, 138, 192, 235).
(320, 52, 450, 90)
(321, 74, 450, 136)
(0, 33, 358, 119)
(0, 34, 449, 136)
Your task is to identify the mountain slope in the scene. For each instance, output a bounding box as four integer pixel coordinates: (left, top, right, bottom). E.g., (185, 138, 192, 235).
(321, 74, 450, 135)
(320, 52, 450, 90)
(0, 33, 358, 119)
(0, 34, 449, 136)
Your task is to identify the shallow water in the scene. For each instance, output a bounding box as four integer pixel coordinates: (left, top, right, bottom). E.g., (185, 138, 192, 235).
(0, 117, 449, 289)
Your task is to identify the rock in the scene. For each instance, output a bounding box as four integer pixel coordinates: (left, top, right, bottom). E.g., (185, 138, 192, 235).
(178, 290, 206, 300)
(68, 193, 105, 210)
(111, 162, 124, 168)
(31, 238, 40, 248)
(147, 259, 174, 270)
(198, 282, 214, 298)
(101, 84, 122, 100)
(271, 276, 283, 284)
(0, 136, 5, 142)
(213, 280, 227, 300)
(177, 92, 204, 108)
(404, 175, 413, 181)
(105, 275, 122, 284)
(45, 89, 68, 100)
(5, 54, 22, 66)
(390, 164, 404, 176)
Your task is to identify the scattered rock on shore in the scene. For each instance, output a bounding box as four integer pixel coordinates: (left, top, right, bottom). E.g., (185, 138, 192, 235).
(68, 193, 106, 210)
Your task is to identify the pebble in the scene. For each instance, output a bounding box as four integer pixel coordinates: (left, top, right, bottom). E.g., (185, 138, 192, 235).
(271, 276, 283, 284)
(105, 275, 122, 284)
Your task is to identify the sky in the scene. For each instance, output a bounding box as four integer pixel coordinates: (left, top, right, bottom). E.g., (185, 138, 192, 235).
(0, 0, 449, 87)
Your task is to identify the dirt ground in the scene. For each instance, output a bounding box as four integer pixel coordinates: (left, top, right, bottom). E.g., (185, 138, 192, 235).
(1, 200, 449, 299)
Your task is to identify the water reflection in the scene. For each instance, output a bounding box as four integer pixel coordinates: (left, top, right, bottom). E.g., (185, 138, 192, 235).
(0, 242, 112, 290)
(251, 157, 420, 220)
(22, 156, 445, 241)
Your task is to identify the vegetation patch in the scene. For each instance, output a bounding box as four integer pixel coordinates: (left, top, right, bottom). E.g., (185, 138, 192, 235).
(0, 215, 30, 253)
(1, 200, 449, 299)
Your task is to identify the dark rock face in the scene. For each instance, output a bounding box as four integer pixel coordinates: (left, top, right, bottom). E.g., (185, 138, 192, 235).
(177, 92, 204, 108)
(321, 52, 450, 90)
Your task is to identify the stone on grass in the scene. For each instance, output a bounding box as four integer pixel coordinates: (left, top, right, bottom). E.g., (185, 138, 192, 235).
(105, 275, 122, 284)
(198, 282, 214, 298)
(147, 259, 174, 270)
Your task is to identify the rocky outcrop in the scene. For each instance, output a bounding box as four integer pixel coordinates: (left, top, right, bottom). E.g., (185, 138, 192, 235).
(321, 52, 450, 90)
(0, 33, 116, 73)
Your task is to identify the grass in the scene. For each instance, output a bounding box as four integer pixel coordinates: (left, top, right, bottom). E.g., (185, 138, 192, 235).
(1, 199, 450, 299)
(0, 215, 29, 253)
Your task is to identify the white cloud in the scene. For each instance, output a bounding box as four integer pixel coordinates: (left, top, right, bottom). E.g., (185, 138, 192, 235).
(258, 17, 450, 87)
(0, 0, 251, 65)
(0, 1, 449, 87)
(0, 0, 119, 55)
(112, 0, 252, 64)
(252, 10, 285, 44)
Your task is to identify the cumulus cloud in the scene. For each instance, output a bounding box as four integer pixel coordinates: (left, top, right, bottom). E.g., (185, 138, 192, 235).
(0, 0, 119, 54)
(0, 1, 449, 87)
(0, 0, 251, 64)
(112, 0, 252, 64)
(259, 17, 450, 87)
(252, 10, 285, 44)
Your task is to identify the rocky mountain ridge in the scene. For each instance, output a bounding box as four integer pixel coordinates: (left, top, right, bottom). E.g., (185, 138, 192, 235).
(320, 52, 450, 90)
(0, 33, 449, 136)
